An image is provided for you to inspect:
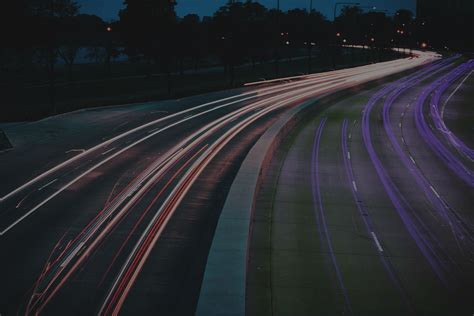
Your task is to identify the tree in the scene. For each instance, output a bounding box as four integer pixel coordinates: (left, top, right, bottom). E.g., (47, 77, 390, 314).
(30, 0, 80, 113)
(120, 0, 177, 93)
(176, 14, 202, 74)
(306, 10, 327, 73)
(242, 1, 269, 70)
(211, 1, 249, 85)
(337, 6, 364, 44)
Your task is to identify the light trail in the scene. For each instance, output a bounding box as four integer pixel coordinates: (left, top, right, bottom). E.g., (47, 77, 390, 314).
(0, 52, 435, 205)
(382, 60, 474, 255)
(414, 62, 474, 186)
(311, 118, 352, 315)
(26, 66, 358, 314)
(361, 59, 454, 289)
(441, 68, 473, 119)
(1, 53, 433, 236)
(19, 51, 439, 314)
(341, 119, 414, 312)
(98, 83, 342, 316)
(432, 61, 474, 161)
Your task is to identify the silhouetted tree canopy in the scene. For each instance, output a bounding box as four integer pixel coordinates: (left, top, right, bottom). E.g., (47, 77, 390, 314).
(119, 0, 177, 64)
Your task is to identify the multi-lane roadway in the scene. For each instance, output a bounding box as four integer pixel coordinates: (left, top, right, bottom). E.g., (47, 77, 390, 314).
(3, 51, 471, 315)
(247, 56, 473, 315)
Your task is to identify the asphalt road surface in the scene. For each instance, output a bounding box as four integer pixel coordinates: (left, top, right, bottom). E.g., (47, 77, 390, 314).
(3, 51, 472, 316)
(247, 57, 474, 315)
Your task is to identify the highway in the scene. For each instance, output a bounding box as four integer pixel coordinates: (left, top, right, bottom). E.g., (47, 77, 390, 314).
(1, 51, 467, 315)
(247, 56, 473, 315)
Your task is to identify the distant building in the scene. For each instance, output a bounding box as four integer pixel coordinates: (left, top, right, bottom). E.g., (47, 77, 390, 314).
(417, 0, 474, 18)
(416, 0, 474, 51)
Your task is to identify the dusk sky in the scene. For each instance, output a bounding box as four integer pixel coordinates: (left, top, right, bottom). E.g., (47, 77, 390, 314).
(77, 0, 416, 21)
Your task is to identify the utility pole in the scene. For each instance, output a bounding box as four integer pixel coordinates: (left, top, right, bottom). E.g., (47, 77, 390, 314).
(275, 0, 281, 78)
(307, 0, 313, 74)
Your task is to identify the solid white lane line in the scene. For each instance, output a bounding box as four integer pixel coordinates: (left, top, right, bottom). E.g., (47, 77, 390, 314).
(38, 179, 58, 191)
(371, 232, 384, 252)
(65, 149, 85, 154)
(441, 70, 473, 118)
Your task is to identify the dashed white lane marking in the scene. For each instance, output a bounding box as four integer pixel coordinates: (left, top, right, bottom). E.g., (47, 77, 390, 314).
(348, 133, 352, 139)
(401, 137, 406, 144)
(430, 186, 441, 198)
(148, 128, 160, 134)
(409, 156, 416, 164)
(347, 152, 351, 160)
(38, 179, 58, 191)
(371, 232, 384, 252)
(65, 149, 85, 154)
(101, 147, 116, 156)
(399, 122, 402, 128)
(352, 181, 358, 192)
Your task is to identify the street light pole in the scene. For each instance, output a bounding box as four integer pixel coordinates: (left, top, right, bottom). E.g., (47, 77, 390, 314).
(275, 0, 281, 77)
(307, 0, 314, 73)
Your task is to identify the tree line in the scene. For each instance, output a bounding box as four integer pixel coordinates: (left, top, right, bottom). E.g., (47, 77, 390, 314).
(1, 0, 465, 113)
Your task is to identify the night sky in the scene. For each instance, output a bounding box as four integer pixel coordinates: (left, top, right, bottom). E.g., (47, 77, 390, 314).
(78, 0, 416, 21)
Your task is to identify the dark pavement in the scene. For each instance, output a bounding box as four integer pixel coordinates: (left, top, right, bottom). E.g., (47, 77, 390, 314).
(1, 52, 460, 315)
(247, 58, 474, 315)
